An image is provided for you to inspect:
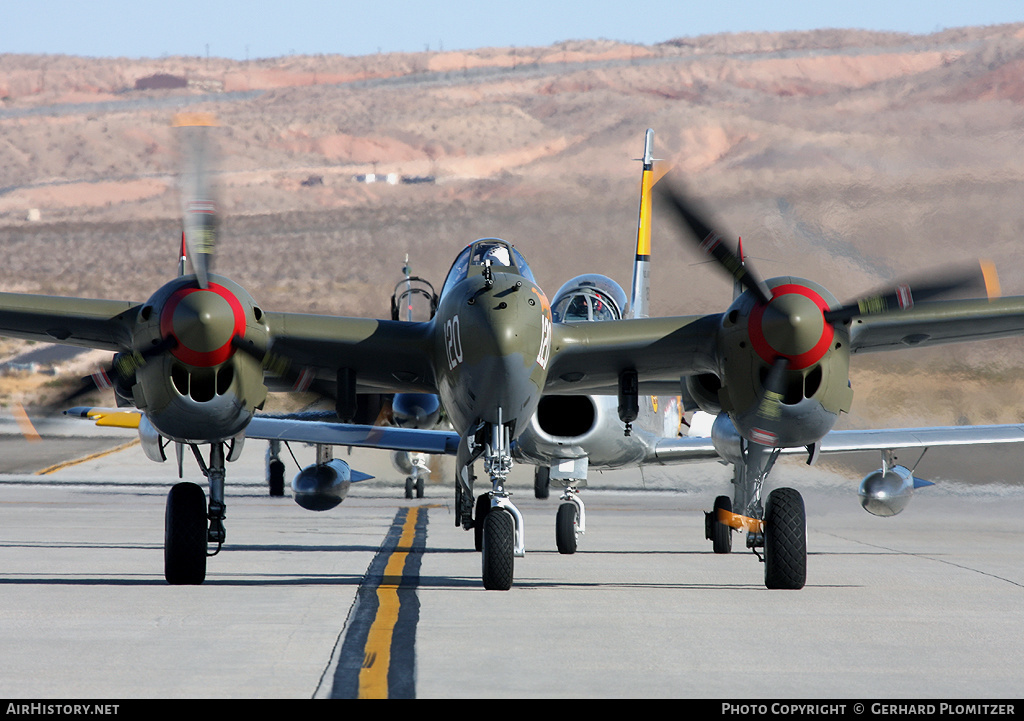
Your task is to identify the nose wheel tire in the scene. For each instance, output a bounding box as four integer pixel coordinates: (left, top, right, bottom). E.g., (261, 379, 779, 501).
(164, 482, 208, 585)
(482, 508, 515, 590)
(763, 487, 806, 590)
(555, 502, 579, 554)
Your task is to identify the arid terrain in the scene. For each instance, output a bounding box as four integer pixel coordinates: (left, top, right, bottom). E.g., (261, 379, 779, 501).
(3, 25, 1024, 426)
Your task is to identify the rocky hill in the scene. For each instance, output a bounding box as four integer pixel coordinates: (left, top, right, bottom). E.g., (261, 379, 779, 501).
(3, 24, 1024, 425)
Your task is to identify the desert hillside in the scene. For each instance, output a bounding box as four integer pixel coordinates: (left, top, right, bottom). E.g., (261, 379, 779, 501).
(3, 24, 1024, 425)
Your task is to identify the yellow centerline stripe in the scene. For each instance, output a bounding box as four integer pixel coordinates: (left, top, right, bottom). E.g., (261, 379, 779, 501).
(358, 506, 420, 699)
(35, 439, 141, 476)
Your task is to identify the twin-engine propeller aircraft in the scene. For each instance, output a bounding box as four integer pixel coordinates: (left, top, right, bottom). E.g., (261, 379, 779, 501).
(7, 121, 1024, 591)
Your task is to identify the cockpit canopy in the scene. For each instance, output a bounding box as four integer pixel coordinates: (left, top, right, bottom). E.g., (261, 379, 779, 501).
(551, 274, 628, 323)
(391, 276, 438, 322)
(441, 238, 535, 298)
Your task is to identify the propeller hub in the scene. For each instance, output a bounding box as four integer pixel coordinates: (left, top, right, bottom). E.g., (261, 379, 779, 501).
(749, 283, 833, 370)
(160, 283, 246, 367)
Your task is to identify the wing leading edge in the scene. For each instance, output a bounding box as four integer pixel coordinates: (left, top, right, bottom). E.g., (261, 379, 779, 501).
(66, 406, 461, 455)
(544, 313, 721, 394)
(263, 312, 438, 394)
(649, 422, 1024, 464)
(0, 293, 139, 351)
(849, 296, 1024, 353)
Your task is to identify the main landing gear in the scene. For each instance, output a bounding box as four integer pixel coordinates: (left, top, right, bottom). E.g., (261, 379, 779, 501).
(533, 465, 587, 554)
(404, 452, 428, 499)
(164, 442, 231, 585)
(267, 440, 285, 497)
(705, 447, 807, 589)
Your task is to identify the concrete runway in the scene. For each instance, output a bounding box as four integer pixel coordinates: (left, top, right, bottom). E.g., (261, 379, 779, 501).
(1, 417, 1023, 699)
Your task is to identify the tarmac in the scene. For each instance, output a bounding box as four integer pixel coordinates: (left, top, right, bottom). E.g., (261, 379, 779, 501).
(0, 414, 1022, 699)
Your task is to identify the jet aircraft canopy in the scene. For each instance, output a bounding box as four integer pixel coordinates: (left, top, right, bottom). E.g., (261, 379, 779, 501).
(441, 238, 535, 297)
(551, 274, 628, 322)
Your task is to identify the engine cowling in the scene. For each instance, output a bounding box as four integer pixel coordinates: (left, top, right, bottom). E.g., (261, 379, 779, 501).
(858, 465, 930, 517)
(715, 277, 854, 449)
(130, 274, 269, 443)
(292, 459, 358, 511)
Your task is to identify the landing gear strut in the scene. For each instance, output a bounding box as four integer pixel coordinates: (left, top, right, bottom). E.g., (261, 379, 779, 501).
(478, 417, 524, 590)
(164, 442, 232, 585)
(710, 441, 807, 589)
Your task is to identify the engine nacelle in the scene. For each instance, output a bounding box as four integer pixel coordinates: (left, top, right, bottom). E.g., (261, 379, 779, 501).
(292, 459, 357, 512)
(392, 392, 441, 429)
(859, 465, 926, 517)
(684, 374, 724, 415)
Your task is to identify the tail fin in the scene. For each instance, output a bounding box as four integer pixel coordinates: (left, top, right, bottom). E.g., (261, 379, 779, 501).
(629, 129, 656, 319)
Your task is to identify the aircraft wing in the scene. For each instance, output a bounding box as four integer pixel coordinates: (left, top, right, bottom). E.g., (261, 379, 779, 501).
(244, 415, 459, 455)
(543, 297, 1024, 393)
(0, 293, 139, 351)
(544, 313, 721, 394)
(649, 421, 1024, 464)
(849, 297, 1024, 353)
(812, 423, 1024, 452)
(66, 406, 461, 455)
(263, 312, 438, 394)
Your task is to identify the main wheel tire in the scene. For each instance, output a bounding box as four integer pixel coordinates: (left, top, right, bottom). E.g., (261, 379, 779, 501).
(415, 476, 425, 499)
(165, 482, 208, 585)
(534, 466, 550, 499)
(555, 502, 578, 555)
(481, 508, 515, 590)
(268, 458, 285, 497)
(473, 493, 491, 552)
(763, 487, 807, 590)
(404, 477, 414, 499)
(712, 495, 732, 554)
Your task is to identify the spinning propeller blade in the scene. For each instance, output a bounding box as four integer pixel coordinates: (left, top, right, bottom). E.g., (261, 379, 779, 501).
(53, 337, 178, 408)
(823, 261, 1001, 324)
(173, 113, 219, 289)
(747, 357, 790, 447)
(658, 182, 773, 305)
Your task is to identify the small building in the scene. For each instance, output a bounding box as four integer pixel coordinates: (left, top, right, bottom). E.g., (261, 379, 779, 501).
(134, 74, 188, 90)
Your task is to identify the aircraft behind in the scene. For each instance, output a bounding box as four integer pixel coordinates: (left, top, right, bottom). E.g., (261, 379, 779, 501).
(9, 122, 1024, 593)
